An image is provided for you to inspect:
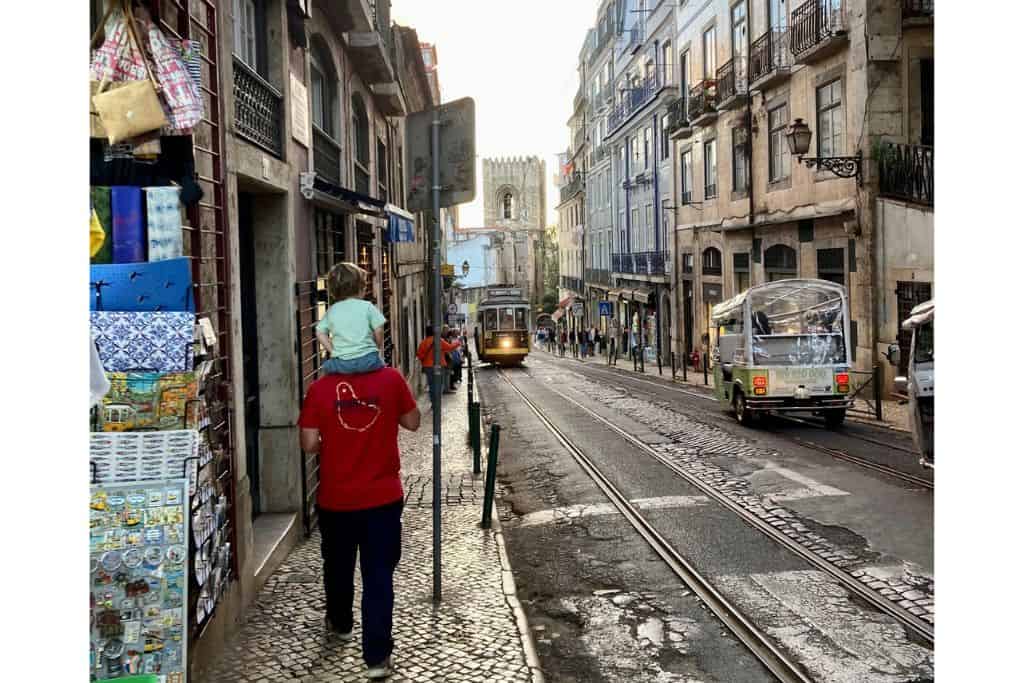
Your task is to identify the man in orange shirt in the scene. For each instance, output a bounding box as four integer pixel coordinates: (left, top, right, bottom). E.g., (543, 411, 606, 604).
(416, 325, 461, 409)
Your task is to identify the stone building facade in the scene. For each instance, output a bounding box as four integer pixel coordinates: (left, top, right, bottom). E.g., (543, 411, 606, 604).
(482, 157, 548, 311)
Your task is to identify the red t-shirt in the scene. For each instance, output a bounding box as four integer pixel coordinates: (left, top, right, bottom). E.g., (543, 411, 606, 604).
(298, 368, 418, 512)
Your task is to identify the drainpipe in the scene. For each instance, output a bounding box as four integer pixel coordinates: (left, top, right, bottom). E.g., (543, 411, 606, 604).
(652, 109, 662, 365)
(747, 5, 756, 284)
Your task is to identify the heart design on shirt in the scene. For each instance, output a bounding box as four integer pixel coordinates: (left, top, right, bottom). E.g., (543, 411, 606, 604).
(335, 381, 381, 432)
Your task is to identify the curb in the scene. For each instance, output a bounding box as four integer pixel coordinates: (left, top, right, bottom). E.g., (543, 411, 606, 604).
(473, 368, 546, 683)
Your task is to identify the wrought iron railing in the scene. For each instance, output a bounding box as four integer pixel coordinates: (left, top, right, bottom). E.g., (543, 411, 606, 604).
(666, 95, 688, 135)
(233, 57, 283, 157)
(586, 268, 612, 285)
(903, 0, 933, 18)
(716, 58, 746, 103)
(611, 251, 669, 276)
(607, 66, 674, 133)
(688, 80, 718, 120)
(313, 126, 341, 186)
(750, 29, 791, 84)
(878, 142, 933, 206)
(561, 275, 583, 292)
(560, 173, 584, 203)
(791, 0, 844, 55)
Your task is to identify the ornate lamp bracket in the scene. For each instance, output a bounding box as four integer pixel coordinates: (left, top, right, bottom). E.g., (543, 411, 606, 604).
(797, 151, 863, 186)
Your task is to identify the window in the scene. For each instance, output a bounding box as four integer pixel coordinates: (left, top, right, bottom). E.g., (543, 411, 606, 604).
(769, 0, 789, 31)
(617, 145, 625, 177)
(768, 103, 791, 182)
(817, 248, 845, 286)
(702, 247, 722, 276)
(732, 126, 748, 193)
(702, 25, 717, 80)
(234, 0, 263, 72)
(310, 41, 337, 137)
(352, 94, 371, 195)
(733, 252, 750, 294)
(679, 50, 689, 91)
(681, 253, 694, 274)
(703, 139, 717, 198)
(660, 115, 670, 160)
(377, 138, 389, 202)
(920, 58, 934, 147)
(662, 41, 672, 82)
(731, 2, 747, 59)
(645, 204, 653, 249)
(681, 150, 693, 204)
(816, 79, 844, 158)
(765, 244, 797, 281)
(503, 192, 515, 219)
(643, 127, 651, 169)
(631, 133, 641, 169)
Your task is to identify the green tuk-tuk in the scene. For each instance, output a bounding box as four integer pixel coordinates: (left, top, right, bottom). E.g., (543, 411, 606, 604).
(710, 279, 854, 428)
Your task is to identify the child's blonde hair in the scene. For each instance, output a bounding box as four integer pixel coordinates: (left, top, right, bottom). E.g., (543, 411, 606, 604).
(327, 262, 367, 302)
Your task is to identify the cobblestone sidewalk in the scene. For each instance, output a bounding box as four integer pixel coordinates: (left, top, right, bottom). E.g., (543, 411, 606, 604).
(200, 374, 541, 682)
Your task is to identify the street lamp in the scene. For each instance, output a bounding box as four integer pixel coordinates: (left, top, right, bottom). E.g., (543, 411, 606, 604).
(785, 118, 863, 186)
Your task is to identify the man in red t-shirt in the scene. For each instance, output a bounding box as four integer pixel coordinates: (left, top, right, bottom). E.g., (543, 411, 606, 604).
(299, 366, 421, 679)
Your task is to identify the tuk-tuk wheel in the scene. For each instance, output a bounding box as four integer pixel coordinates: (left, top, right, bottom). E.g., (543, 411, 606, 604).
(734, 392, 755, 427)
(824, 409, 846, 430)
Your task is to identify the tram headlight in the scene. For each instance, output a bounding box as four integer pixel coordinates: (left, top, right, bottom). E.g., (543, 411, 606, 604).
(501, 338, 512, 348)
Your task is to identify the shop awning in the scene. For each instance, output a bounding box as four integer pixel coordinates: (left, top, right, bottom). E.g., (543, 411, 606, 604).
(558, 295, 575, 309)
(552, 309, 564, 322)
(607, 289, 624, 298)
(385, 204, 415, 243)
(299, 172, 387, 218)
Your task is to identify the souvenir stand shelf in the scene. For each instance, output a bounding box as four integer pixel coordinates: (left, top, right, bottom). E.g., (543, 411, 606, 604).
(90, 1, 236, 677)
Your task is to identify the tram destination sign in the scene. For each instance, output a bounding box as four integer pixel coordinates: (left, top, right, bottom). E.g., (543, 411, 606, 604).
(487, 287, 523, 299)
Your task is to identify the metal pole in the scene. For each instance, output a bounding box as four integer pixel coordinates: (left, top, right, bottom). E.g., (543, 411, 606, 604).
(873, 364, 883, 421)
(466, 351, 474, 410)
(683, 352, 688, 381)
(671, 352, 676, 380)
(481, 424, 501, 529)
(703, 352, 708, 385)
(430, 106, 443, 603)
(470, 402, 481, 474)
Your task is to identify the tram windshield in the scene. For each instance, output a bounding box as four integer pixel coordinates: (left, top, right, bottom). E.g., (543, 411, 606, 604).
(483, 306, 528, 331)
(748, 283, 847, 366)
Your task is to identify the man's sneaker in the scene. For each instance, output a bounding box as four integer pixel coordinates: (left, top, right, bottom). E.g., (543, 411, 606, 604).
(364, 656, 392, 679)
(324, 615, 353, 641)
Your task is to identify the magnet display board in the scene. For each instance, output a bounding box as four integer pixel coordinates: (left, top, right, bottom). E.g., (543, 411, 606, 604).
(90, 479, 189, 682)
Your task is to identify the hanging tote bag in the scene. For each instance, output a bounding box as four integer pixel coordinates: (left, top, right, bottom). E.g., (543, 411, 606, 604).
(91, 5, 167, 144)
(138, 8, 204, 133)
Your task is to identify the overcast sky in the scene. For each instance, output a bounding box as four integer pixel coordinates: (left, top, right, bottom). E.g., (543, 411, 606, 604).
(391, 0, 596, 228)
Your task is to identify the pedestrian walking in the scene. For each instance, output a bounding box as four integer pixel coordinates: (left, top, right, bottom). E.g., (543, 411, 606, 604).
(560, 329, 567, 357)
(447, 330, 463, 388)
(579, 327, 588, 358)
(298, 360, 421, 679)
(589, 326, 597, 357)
(416, 325, 460, 409)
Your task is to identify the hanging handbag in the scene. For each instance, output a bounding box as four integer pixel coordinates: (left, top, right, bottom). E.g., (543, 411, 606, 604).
(91, 7, 167, 144)
(136, 6, 204, 133)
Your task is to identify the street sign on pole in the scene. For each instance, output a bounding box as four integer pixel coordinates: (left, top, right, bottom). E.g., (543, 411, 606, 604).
(599, 301, 613, 317)
(407, 97, 476, 212)
(572, 302, 584, 317)
(407, 97, 476, 605)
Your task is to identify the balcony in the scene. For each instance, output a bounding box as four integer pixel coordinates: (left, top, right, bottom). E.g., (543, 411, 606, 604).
(370, 82, 405, 116)
(612, 251, 669, 277)
(348, 1, 395, 84)
(585, 268, 612, 286)
(606, 66, 676, 136)
(902, 0, 933, 25)
(623, 25, 642, 55)
(233, 57, 283, 157)
(313, 126, 342, 186)
(665, 95, 692, 140)
(560, 173, 584, 204)
(590, 26, 615, 65)
(790, 0, 847, 64)
(688, 80, 719, 128)
(324, 0, 373, 34)
(560, 275, 583, 293)
(716, 58, 748, 110)
(878, 142, 933, 207)
(749, 29, 792, 91)
(573, 126, 586, 154)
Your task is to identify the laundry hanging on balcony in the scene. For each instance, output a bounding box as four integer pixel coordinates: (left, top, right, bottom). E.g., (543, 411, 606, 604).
(385, 204, 415, 243)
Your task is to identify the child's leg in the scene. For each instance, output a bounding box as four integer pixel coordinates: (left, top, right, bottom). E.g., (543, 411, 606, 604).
(322, 351, 384, 375)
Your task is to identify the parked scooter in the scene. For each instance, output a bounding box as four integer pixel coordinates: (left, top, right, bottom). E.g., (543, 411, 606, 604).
(886, 300, 934, 469)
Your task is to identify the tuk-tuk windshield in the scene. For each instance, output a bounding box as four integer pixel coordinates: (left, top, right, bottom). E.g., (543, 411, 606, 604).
(914, 321, 933, 364)
(748, 282, 847, 366)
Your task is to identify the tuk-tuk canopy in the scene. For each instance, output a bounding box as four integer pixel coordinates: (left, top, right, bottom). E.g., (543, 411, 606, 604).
(711, 279, 850, 367)
(901, 299, 934, 331)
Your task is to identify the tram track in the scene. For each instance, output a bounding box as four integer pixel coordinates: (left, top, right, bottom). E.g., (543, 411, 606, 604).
(499, 364, 936, 648)
(538, 353, 932, 491)
(496, 367, 815, 683)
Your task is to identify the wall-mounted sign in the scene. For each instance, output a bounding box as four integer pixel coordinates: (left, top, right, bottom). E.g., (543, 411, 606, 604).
(290, 73, 310, 148)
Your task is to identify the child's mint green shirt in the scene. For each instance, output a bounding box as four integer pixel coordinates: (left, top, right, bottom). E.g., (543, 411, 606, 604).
(316, 298, 387, 360)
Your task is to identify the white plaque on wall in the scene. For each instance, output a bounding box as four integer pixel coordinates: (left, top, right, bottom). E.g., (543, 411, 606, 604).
(291, 73, 310, 148)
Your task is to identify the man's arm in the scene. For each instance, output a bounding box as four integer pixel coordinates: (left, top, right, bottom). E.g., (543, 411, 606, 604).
(300, 428, 321, 453)
(398, 406, 421, 432)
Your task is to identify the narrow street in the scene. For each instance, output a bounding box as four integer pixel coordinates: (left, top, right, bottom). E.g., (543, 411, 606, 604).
(479, 349, 934, 682)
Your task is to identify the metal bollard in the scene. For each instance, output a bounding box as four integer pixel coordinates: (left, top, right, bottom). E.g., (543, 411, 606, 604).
(873, 364, 883, 421)
(657, 352, 662, 376)
(470, 402, 482, 474)
(481, 424, 501, 529)
(703, 353, 709, 385)
(640, 346, 645, 373)
(466, 353, 474, 409)
(683, 354, 688, 381)
(671, 352, 676, 380)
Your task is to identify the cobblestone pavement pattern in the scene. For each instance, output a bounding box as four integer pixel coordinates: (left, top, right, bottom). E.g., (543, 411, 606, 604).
(200, 377, 534, 682)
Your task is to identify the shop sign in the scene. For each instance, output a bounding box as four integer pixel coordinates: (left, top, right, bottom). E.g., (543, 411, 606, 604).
(290, 73, 310, 148)
(572, 302, 584, 317)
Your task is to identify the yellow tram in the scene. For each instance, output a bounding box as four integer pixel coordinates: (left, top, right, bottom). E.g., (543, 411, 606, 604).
(474, 287, 531, 366)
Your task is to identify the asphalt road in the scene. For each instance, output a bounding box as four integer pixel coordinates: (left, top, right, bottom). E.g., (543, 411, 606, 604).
(477, 351, 934, 683)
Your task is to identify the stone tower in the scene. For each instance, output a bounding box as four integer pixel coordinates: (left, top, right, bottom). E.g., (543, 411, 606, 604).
(482, 157, 547, 311)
